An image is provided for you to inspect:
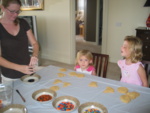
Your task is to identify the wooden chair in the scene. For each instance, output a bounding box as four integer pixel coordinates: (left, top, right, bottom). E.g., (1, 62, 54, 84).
(92, 53, 109, 78)
(142, 60, 150, 80)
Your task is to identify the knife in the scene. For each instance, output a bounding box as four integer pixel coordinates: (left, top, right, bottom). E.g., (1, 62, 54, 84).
(16, 89, 26, 102)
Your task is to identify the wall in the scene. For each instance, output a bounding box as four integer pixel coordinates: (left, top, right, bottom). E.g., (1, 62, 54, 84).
(20, 0, 75, 64)
(20, 0, 150, 64)
(102, 0, 150, 63)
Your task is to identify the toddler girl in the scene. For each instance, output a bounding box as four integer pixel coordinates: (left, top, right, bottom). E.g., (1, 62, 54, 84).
(118, 36, 148, 87)
(74, 50, 96, 75)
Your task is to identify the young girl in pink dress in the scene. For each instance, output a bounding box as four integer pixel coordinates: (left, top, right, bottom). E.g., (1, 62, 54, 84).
(118, 36, 148, 87)
(74, 50, 96, 75)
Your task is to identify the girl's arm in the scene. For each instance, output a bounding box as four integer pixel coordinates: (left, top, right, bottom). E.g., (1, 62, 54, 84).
(74, 66, 77, 71)
(92, 66, 96, 76)
(92, 70, 96, 76)
(138, 64, 149, 87)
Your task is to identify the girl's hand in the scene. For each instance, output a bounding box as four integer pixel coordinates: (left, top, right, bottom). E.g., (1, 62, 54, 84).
(18, 65, 35, 75)
(29, 56, 38, 67)
(92, 70, 96, 76)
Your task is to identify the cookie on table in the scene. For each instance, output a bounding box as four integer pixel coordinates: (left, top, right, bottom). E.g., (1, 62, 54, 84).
(63, 82, 71, 87)
(127, 91, 140, 99)
(88, 81, 98, 87)
(120, 95, 131, 103)
(69, 72, 77, 76)
(103, 87, 114, 93)
(59, 68, 67, 72)
(50, 86, 60, 91)
(57, 73, 66, 77)
(117, 87, 128, 94)
(76, 73, 85, 78)
(53, 79, 62, 84)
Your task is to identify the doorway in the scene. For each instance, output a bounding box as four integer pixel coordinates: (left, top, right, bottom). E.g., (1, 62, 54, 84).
(75, 0, 103, 45)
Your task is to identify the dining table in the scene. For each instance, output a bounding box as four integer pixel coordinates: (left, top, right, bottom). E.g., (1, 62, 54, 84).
(12, 65, 150, 113)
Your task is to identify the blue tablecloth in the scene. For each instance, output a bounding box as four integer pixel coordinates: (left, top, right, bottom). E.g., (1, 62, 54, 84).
(13, 65, 150, 113)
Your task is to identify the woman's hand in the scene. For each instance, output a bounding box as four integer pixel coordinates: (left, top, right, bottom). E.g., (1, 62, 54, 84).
(29, 56, 38, 67)
(15, 56, 38, 74)
(18, 65, 35, 75)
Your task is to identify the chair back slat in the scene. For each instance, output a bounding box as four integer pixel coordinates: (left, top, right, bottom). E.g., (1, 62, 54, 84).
(99, 56, 103, 76)
(92, 53, 109, 78)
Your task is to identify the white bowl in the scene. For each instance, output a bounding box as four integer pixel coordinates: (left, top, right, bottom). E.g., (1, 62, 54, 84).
(78, 102, 108, 113)
(32, 89, 57, 103)
(20, 74, 41, 84)
(52, 96, 80, 113)
(0, 104, 27, 113)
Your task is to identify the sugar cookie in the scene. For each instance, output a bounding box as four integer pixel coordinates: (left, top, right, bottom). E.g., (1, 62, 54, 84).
(76, 73, 85, 78)
(59, 68, 67, 72)
(127, 91, 140, 99)
(120, 95, 131, 103)
(69, 72, 77, 76)
(53, 79, 62, 84)
(103, 87, 114, 93)
(50, 86, 60, 91)
(89, 81, 98, 87)
(63, 82, 71, 87)
(117, 87, 128, 94)
(57, 73, 66, 77)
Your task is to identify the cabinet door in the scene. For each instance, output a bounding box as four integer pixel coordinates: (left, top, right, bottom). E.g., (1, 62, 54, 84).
(142, 43, 150, 60)
(136, 30, 150, 61)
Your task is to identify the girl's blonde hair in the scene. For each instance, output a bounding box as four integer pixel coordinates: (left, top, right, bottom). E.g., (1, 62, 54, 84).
(124, 36, 143, 63)
(76, 50, 93, 65)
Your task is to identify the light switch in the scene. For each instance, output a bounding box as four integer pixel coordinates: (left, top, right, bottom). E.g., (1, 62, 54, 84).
(115, 22, 122, 27)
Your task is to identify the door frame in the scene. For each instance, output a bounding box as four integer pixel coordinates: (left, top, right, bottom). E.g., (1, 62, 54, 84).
(71, 0, 108, 63)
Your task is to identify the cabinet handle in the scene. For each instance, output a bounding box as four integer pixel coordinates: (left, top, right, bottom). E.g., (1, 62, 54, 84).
(145, 46, 148, 48)
(146, 37, 149, 40)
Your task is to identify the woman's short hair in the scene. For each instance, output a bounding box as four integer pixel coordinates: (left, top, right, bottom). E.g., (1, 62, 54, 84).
(124, 36, 143, 63)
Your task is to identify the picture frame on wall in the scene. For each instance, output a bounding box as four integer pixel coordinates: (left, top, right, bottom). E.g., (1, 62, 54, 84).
(0, 0, 2, 14)
(21, 0, 44, 11)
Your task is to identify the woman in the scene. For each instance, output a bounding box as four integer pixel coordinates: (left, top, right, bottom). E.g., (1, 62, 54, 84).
(0, 0, 39, 84)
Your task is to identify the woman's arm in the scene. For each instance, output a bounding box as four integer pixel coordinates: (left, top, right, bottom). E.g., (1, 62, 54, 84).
(0, 57, 34, 74)
(27, 29, 39, 66)
(138, 64, 149, 87)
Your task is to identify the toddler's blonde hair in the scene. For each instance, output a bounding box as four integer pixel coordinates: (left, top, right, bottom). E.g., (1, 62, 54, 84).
(124, 36, 143, 63)
(76, 50, 93, 65)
